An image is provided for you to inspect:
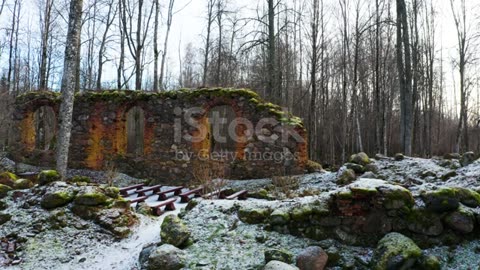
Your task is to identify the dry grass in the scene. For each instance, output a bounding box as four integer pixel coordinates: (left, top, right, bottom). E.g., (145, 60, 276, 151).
(104, 161, 119, 187)
(271, 175, 300, 198)
(191, 159, 227, 199)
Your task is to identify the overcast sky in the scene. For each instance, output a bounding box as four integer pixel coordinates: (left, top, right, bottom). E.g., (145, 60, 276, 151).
(0, 0, 479, 111)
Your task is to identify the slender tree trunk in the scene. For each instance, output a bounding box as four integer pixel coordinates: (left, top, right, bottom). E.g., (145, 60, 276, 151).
(56, 0, 84, 178)
(153, 0, 159, 91)
(202, 0, 215, 86)
(267, 0, 276, 100)
(159, 0, 175, 91)
(39, 0, 52, 90)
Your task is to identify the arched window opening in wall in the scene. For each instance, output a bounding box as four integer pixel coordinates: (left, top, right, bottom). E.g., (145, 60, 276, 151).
(126, 106, 145, 156)
(34, 106, 56, 150)
(208, 105, 237, 158)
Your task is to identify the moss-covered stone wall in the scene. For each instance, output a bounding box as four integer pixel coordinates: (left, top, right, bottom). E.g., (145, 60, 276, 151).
(10, 89, 308, 184)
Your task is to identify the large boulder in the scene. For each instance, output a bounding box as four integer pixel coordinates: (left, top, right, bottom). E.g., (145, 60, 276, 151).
(41, 190, 76, 209)
(269, 209, 291, 226)
(444, 206, 476, 233)
(349, 152, 371, 166)
(421, 188, 459, 213)
(407, 209, 443, 236)
(336, 167, 356, 185)
(13, 178, 33, 189)
(160, 214, 191, 248)
(74, 186, 109, 206)
(371, 232, 422, 270)
(0, 171, 18, 187)
(295, 246, 328, 270)
(147, 244, 186, 270)
(264, 260, 299, 270)
(0, 184, 12, 199)
(37, 170, 61, 185)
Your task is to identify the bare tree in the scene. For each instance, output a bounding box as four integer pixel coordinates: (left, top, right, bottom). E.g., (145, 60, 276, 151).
(96, 0, 117, 90)
(202, 0, 216, 86)
(159, 0, 175, 91)
(56, 0, 84, 177)
(396, 0, 413, 156)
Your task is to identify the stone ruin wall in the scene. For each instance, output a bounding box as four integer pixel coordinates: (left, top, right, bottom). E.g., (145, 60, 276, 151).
(9, 89, 308, 185)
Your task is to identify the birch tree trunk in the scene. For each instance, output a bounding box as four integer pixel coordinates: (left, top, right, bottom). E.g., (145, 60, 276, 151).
(56, 0, 84, 178)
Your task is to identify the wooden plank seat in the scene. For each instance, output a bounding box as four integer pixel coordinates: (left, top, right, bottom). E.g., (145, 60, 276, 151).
(156, 186, 184, 201)
(204, 189, 227, 199)
(135, 185, 163, 197)
(150, 198, 177, 216)
(179, 187, 204, 203)
(119, 184, 145, 196)
(127, 195, 148, 204)
(225, 190, 248, 200)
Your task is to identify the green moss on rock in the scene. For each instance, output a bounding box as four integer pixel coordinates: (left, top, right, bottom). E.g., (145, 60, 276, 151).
(290, 205, 313, 222)
(74, 188, 108, 206)
(349, 152, 371, 166)
(104, 186, 120, 198)
(454, 188, 480, 207)
(269, 209, 290, 225)
(68, 176, 91, 183)
(421, 188, 460, 213)
(13, 178, 33, 189)
(371, 232, 422, 270)
(0, 171, 18, 187)
(238, 207, 271, 224)
(336, 168, 356, 185)
(406, 208, 443, 236)
(444, 206, 475, 233)
(38, 170, 61, 185)
(161, 214, 191, 248)
(419, 255, 441, 270)
(0, 184, 12, 199)
(41, 190, 76, 209)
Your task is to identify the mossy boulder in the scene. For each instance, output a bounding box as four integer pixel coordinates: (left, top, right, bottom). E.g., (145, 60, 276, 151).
(265, 248, 294, 263)
(349, 152, 371, 166)
(421, 188, 459, 213)
(454, 188, 480, 207)
(406, 209, 443, 236)
(0, 212, 12, 225)
(95, 207, 136, 238)
(345, 163, 365, 174)
(371, 232, 422, 270)
(291, 205, 313, 222)
(41, 190, 76, 209)
(147, 244, 186, 270)
(160, 214, 191, 248)
(305, 160, 322, 173)
(74, 187, 108, 206)
(394, 153, 405, 161)
(104, 186, 120, 198)
(419, 255, 441, 270)
(68, 175, 91, 183)
(444, 206, 476, 233)
(135, 202, 153, 216)
(441, 171, 457, 181)
(336, 168, 356, 185)
(270, 209, 291, 225)
(0, 171, 18, 187)
(0, 184, 12, 199)
(38, 170, 61, 185)
(13, 178, 33, 189)
(238, 207, 271, 224)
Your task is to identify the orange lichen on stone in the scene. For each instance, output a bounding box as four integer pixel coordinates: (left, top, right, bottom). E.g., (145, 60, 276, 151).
(85, 104, 105, 169)
(144, 122, 154, 156)
(192, 117, 210, 159)
(114, 107, 127, 156)
(234, 121, 247, 160)
(20, 111, 36, 152)
(296, 128, 308, 166)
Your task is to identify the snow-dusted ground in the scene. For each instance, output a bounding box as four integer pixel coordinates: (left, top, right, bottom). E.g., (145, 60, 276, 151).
(2, 155, 480, 269)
